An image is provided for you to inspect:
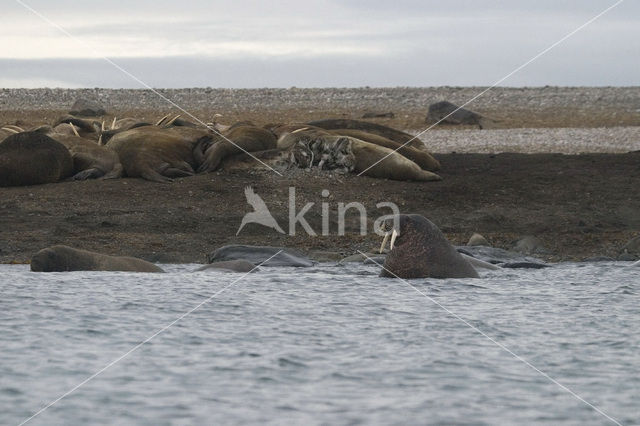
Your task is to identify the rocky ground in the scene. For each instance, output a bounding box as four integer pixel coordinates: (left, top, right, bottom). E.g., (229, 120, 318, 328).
(1, 87, 639, 264)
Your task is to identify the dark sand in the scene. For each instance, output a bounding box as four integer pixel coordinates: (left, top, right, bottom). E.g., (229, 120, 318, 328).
(1, 87, 639, 263)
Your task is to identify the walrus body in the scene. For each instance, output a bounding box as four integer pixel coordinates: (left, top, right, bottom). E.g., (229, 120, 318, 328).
(197, 125, 278, 172)
(0, 132, 73, 187)
(31, 245, 164, 272)
(307, 118, 427, 151)
(277, 128, 441, 181)
(207, 245, 314, 267)
(47, 133, 123, 180)
(195, 260, 257, 273)
(380, 214, 479, 279)
(106, 126, 213, 182)
(328, 129, 440, 171)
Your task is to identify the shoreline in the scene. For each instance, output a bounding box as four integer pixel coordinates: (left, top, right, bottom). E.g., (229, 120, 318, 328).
(1, 87, 639, 264)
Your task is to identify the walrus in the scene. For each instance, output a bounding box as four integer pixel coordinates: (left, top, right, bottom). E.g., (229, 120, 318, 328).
(207, 245, 314, 267)
(0, 132, 73, 187)
(195, 260, 258, 273)
(106, 126, 214, 182)
(33, 127, 123, 180)
(277, 128, 441, 181)
(307, 118, 427, 151)
(31, 245, 164, 272)
(327, 128, 440, 171)
(54, 115, 102, 140)
(197, 125, 277, 172)
(378, 214, 479, 278)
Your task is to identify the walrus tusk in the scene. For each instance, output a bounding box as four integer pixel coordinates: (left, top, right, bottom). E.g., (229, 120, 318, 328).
(155, 114, 170, 126)
(380, 232, 390, 253)
(98, 134, 103, 145)
(166, 114, 181, 126)
(101, 121, 105, 131)
(70, 124, 80, 137)
(5, 125, 25, 132)
(111, 117, 117, 129)
(390, 228, 398, 250)
(1, 127, 19, 134)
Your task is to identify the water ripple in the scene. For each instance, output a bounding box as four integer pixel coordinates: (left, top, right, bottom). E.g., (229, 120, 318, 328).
(0, 263, 638, 425)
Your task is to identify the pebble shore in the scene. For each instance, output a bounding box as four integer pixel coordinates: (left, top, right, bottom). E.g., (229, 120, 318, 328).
(1, 86, 639, 111)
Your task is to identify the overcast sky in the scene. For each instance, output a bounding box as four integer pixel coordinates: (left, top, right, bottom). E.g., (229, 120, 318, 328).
(1, 0, 638, 88)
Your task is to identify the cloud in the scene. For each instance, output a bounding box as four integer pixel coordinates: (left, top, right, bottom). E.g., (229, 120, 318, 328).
(1, 0, 638, 87)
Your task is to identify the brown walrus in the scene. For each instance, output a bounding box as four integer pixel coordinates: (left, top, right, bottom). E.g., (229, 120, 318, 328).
(32, 126, 123, 180)
(31, 245, 164, 272)
(197, 125, 278, 172)
(379, 214, 479, 279)
(307, 118, 427, 151)
(50, 134, 123, 180)
(276, 128, 441, 181)
(54, 115, 102, 140)
(106, 126, 214, 182)
(327, 128, 440, 171)
(0, 132, 73, 187)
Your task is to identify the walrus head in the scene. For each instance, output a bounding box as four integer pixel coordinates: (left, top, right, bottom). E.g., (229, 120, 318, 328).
(378, 214, 479, 279)
(30, 245, 94, 272)
(30, 246, 67, 272)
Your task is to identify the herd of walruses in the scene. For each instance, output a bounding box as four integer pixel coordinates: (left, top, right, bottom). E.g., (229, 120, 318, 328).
(0, 112, 442, 187)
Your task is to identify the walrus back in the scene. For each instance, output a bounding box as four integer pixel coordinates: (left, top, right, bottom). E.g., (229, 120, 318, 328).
(0, 132, 73, 186)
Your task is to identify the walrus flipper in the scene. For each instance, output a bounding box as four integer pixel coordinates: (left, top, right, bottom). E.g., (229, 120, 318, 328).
(100, 162, 123, 180)
(140, 168, 173, 183)
(73, 167, 104, 180)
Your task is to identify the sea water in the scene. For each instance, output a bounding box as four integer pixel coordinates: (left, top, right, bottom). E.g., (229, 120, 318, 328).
(0, 262, 638, 425)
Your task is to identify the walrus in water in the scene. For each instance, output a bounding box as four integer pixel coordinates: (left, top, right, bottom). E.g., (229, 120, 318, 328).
(0, 132, 73, 187)
(195, 260, 258, 273)
(307, 118, 428, 151)
(31, 245, 164, 272)
(378, 214, 479, 278)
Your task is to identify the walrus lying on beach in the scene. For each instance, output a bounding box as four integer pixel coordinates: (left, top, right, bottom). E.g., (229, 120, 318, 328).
(31, 125, 123, 180)
(327, 129, 440, 171)
(378, 214, 479, 278)
(54, 115, 102, 141)
(0, 132, 73, 187)
(196, 124, 278, 172)
(31, 245, 164, 272)
(307, 118, 428, 151)
(276, 128, 441, 181)
(105, 125, 214, 182)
